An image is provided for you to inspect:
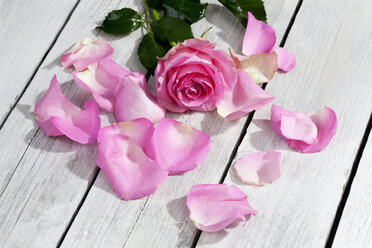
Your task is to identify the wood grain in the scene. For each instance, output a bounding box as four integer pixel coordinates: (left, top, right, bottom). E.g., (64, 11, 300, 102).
(332, 127, 372, 247)
(60, 1, 300, 247)
(0, 0, 146, 246)
(197, 0, 372, 247)
(0, 0, 78, 124)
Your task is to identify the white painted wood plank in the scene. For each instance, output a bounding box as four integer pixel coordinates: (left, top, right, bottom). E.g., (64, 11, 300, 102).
(197, 0, 372, 247)
(60, 1, 299, 247)
(0, 0, 147, 247)
(332, 130, 372, 247)
(0, 0, 79, 124)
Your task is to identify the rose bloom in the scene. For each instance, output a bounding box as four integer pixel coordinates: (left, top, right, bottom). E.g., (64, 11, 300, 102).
(155, 39, 274, 120)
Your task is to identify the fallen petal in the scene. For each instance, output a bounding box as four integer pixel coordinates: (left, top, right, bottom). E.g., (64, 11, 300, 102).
(271, 105, 337, 153)
(61, 37, 114, 71)
(98, 118, 154, 150)
(234, 151, 281, 186)
(73, 59, 130, 112)
(242, 12, 276, 56)
(187, 184, 257, 232)
(217, 70, 274, 120)
(35, 75, 100, 144)
(273, 47, 296, 72)
(149, 118, 210, 175)
(114, 72, 166, 123)
(96, 135, 168, 200)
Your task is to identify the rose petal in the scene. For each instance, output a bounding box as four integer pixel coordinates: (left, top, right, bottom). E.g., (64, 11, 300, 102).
(217, 70, 274, 120)
(61, 37, 114, 71)
(114, 72, 166, 123)
(148, 118, 210, 175)
(98, 118, 154, 150)
(73, 59, 130, 112)
(234, 151, 281, 186)
(242, 12, 276, 56)
(34, 75, 100, 144)
(97, 135, 168, 200)
(273, 47, 296, 72)
(187, 184, 257, 232)
(237, 52, 278, 84)
(271, 105, 337, 153)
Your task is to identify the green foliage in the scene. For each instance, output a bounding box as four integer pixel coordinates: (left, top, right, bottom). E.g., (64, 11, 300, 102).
(162, 0, 207, 23)
(97, 8, 144, 35)
(218, 0, 267, 26)
(151, 16, 193, 43)
(138, 33, 166, 71)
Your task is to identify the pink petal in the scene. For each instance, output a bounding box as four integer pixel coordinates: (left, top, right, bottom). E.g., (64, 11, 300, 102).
(148, 118, 210, 175)
(61, 37, 114, 71)
(114, 72, 166, 123)
(234, 151, 281, 186)
(97, 135, 168, 200)
(242, 12, 276, 56)
(231, 51, 278, 84)
(34, 75, 100, 144)
(187, 184, 257, 232)
(98, 118, 154, 150)
(217, 70, 274, 120)
(273, 47, 296, 72)
(73, 59, 130, 112)
(271, 105, 337, 153)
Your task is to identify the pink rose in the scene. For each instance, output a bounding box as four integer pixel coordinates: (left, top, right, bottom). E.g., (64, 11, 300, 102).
(155, 38, 274, 120)
(155, 39, 236, 112)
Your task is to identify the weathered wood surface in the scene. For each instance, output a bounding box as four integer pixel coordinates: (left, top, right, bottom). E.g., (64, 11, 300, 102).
(0, 0, 79, 124)
(59, 1, 300, 247)
(197, 0, 372, 246)
(0, 0, 146, 247)
(332, 129, 372, 247)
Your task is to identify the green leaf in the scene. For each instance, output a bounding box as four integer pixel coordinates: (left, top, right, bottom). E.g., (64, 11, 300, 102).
(147, 0, 161, 8)
(218, 0, 267, 26)
(162, 0, 207, 23)
(98, 8, 144, 35)
(150, 17, 193, 43)
(138, 33, 167, 71)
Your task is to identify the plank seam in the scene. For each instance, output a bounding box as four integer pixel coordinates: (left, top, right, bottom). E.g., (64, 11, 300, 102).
(0, 0, 82, 132)
(325, 112, 372, 248)
(56, 166, 100, 248)
(191, 0, 304, 246)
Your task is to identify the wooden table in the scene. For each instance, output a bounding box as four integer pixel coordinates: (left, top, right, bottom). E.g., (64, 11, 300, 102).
(0, 0, 371, 247)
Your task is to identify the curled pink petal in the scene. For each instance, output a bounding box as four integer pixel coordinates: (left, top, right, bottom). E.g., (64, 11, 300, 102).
(61, 37, 114, 71)
(217, 70, 274, 120)
(230, 50, 278, 84)
(242, 12, 276, 56)
(73, 59, 130, 112)
(149, 118, 210, 175)
(34, 75, 100, 144)
(234, 151, 281, 186)
(98, 118, 154, 149)
(97, 135, 168, 200)
(187, 184, 257, 232)
(271, 105, 337, 153)
(114, 72, 166, 123)
(273, 47, 296, 72)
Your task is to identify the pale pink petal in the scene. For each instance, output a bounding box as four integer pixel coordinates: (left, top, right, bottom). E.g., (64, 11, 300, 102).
(242, 12, 276, 56)
(98, 118, 154, 150)
(273, 47, 296, 72)
(271, 105, 337, 153)
(187, 184, 257, 232)
(148, 118, 210, 175)
(61, 37, 114, 71)
(73, 59, 130, 112)
(217, 70, 274, 120)
(115, 72, 166, 123)
(34, 75, 100, 144)
(97, 135, 168, 200)
(234, 151, 281, 186)
(235, 52, 278, 84)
